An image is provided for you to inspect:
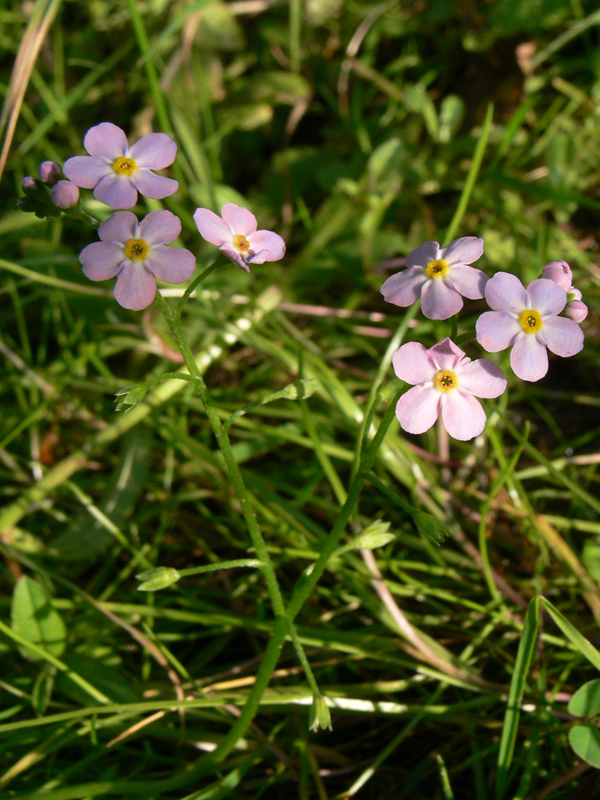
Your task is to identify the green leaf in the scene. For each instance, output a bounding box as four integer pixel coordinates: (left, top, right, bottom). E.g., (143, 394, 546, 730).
(11, 576, 67, 660)
(539, 597, 600, 672)
(569, 680, 600, 718)
(224, 379, 318, 432)
(569, 723, 600, 769)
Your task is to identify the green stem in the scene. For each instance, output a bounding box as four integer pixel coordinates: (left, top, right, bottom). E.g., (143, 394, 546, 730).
(176, 262, 219, 318)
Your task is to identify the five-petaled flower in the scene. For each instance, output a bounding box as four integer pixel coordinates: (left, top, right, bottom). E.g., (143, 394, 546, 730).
(475, 272, 584, 382)
(64, 123, 178, 209)
(193, 203, 286, 272)
(79, 210, 196, 310)
(381, 236, 488, 320)
(541, 260, 588, 323)
(392, 338, 507, 441)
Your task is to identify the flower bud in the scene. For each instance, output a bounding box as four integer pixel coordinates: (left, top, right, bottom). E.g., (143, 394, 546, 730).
(50, 180, 80, 209)
(542, 260, 572, 291)
(38, 160, 62, 184)
(309, 694, 332, 732)
(565, 299, 588, 323)
(136, 567, 181, 591)
(22, 176, 36, 192)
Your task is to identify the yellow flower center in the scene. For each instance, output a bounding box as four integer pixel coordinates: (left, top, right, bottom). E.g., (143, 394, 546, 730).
(426, 259, 450, 280)
(519, 309, 543, 334)
(112, 156, 137, 176)
(434, 369, 458, 393)
(124, 238, 150, 261)
(233, 234, 250, 255)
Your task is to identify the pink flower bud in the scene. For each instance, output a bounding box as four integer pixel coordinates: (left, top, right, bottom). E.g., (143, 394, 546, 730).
(22, 176, 36, 191)
(50, 180, 80, 209)
(38, 160, 62, 184)
(565, 299, 588, 323)
(541, 260, 572, 291)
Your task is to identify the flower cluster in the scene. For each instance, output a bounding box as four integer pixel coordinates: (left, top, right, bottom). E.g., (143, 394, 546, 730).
(382, 237, 587, 441)
(21, 122, 286, 310)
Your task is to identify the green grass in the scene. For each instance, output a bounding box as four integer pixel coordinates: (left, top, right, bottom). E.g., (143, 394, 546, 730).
(1, 0, 600, 797)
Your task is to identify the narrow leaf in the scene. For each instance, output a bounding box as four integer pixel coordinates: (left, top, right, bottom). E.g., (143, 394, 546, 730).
(11, 576, 67, 660)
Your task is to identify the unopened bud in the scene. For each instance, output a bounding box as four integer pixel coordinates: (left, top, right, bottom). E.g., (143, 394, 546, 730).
(50, 180, 80, 209)
(565, 299, 588, 323)
(136, 567, 181, 591)
(22, 176, 36, 192)
(541, 260, 572, 291)
(309, 694, 332, 732)
(38, 160, 62, 184)
(353, 520, 395, 550)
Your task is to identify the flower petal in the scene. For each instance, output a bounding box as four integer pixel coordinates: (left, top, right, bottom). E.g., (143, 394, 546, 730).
(406, 241, 440, 269)
(221, 203, 257, 236)
(138, 210, 181, 245)
(395, 385, 441, 435)
(145, 245, 196, 284)
(129, 133, 177, 169)
(392, 342, 434, 385)
(421, 279, 463, 319)
(441, 236, 484, 266)
(98, 211, 138, 243)
(84, 122, 128, 159)
(380, 267, 426, 307)
(510, 334, 548, 382)
(131, 169, 178, 200)
(441, 392, 486, 440)
(80, 242, 124, 280)
(247, 230, 286, 263)
(64, 156, 110, 189)
(220, 243, 250, 272)
(485, 272, 528, 313)
(428, 338, 465, 371)
(448, 264, 488, 299)
(458, 359, 507, 398)
(476, 311, 520, 352)
(193, 208, 231, 245)
(527, 278, 567, 316)
(94, 174, 138, 209)
(114, 264, 157, 310)
(538, 316, 585, 357)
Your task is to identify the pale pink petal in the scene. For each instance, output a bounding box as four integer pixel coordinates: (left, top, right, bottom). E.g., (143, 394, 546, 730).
(458, 359, 507, 398)
(476, 311, 520, 352)
(38, 161, 62, 183)
(392, 342, 435, 385)
(527, 278, 567, 316)
(129, 133, 177, 169)
(565, 299, 588, 323)
(94, 174, 138, 209)
(221, 204, 257, 236)
(193, 208, 231, 246)
(114, 264, 157, 310)
(538, 316, 585, 357)
(441, 392, 486, 440)
(139, 210, 181, 245)
(421, 279, 463, 319)
(380, 267, 427, 307)
(395, 385, 440, 434)
(485, 272, 528, 313)
(510, 334, 548, 382)
(98, 211, 138, 243)
(541, 261, 572, 291)
(247, 230, 286, 263)
(145, 246, 196, 284)
(131, 170, 178, 200)
(80, 242, 124, 280)
(406, 241, 440, 269)
(84, 123, 128, 159)
(441, 236, 484, 266)
(64, 156, 110, 189)
(429, 338, 465, 371)
(448, 264, 488, 299)
(220, 243, 250, 272)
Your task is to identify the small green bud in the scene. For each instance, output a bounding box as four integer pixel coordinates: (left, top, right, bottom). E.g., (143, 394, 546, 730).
(353, 520, 395, 550)
(414, 511, 447, 543)
(279, 378, 318, 400)
(309, 694, 332, 732)
(136, 567, 181, 591)
(115, 384, 147, 412)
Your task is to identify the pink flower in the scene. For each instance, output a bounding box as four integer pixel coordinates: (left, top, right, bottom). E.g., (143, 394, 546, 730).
(475, 272, 584, 382)
(79, 210, 196, 310)
(50, 180, 80, 209)
(64, 123, 178, 209)
(392, 338, 507, 441)
(381, 236, 488, 320)
(193, 203, 286, 272)
(541, 259, 588, 323)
